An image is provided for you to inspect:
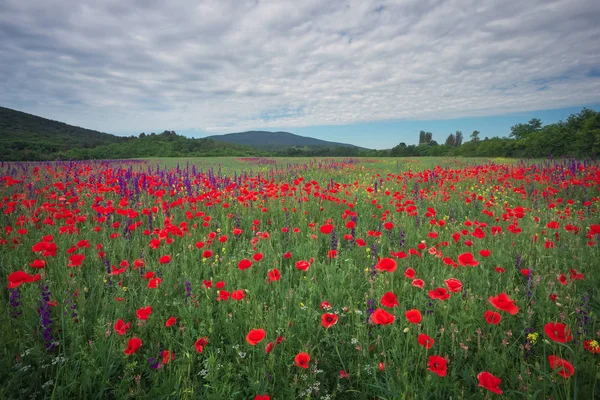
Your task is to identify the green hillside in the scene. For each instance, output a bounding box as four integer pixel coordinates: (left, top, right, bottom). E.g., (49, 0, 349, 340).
(0, 107, 264, 160)
(205, 130, 366, 150)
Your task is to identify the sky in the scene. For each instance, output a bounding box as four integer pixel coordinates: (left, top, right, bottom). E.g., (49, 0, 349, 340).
(1, 0, 600, 149)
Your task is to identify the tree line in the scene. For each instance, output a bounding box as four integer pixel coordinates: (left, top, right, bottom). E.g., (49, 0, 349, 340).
(388, 108, 599, 158)
(1, 107, 598, 160)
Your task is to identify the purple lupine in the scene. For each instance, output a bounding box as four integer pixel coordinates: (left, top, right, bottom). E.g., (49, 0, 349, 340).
(184, 280, 192, 305)
(398, 228, 405, 247)
(66, 289, 79, 322)
(38, 283, 55, 351)
(366, 298, 376, 325)
(576, 294, 591, 340)
(148, 355, 160, 370)
(10, 288, 22, 319)
(425, 299, 434, 315)
(515, 254, 522, 271)
(330, 228, 338, 251)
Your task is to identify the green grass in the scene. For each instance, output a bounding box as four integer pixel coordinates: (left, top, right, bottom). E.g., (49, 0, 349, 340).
(0, 157, 598, 399)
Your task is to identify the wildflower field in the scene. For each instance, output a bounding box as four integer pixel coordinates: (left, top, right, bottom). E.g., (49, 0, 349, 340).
(1, 157, 599, 399)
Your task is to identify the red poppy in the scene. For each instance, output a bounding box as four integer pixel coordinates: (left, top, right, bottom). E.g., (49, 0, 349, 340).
(321, 313, 339, 328)
(265, 341, 274, 354)
(114, 319, 131, 335)
(165, 316, 177, 327)
(488, 293, 519, 315)
(427, 355, 447, 377)
(161, 350, 174, 365)
(557, 273, 569, 285)
(418, 334, 434, 349)
(124, 337, 142, 355)
(254, 395, 270, 400)
(238, 259, 253, 270)
(203, 250, 213, 258)
(68, 254, 85, 267)
(7, 270, 41, 288)
(147, 278, 162, 289)
(405, 309, 422, 324)
(142, 271, 155, 279)
(457, 252, 479, 267)
(295, 260, 310, 271)
(29, 260, 46, 269)
(253, 253, 264, 262)
(268, 268, 281, 283)
(484, 310, 502, 325)
(232, 289, 246, 301)
(404, 268, 415, 279)
(320, 224, 334, 234)
(429, 287, 450, 300)
(477, 371, 502, 394)
(246, 329, 266, 345)
(548, 355, 574, 378)
(136, 306, 153, 320)
(412, 279, 424, 288)
(375, 258, 397, 273)
(444, 278, 462, 292)
(294, 352, 310, 368)
(479, 249, 491, 257)
(216, 290, 230, 301)
(320, 301, 332, 310)
(381, 292, 399, 308)
(544, 322, 573, 343)
(584, 340, 600, 354)
(371, 308, 395, 325)
(195, 337, 208, 353)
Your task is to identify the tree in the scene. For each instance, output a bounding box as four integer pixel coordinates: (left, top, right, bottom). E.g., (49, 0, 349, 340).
(470, 130, 480, 143)
(510, 118, 542, 140)
(445, 133, 455, 146)
(418, 131, 433, 145)
(454, 131, 463, 146)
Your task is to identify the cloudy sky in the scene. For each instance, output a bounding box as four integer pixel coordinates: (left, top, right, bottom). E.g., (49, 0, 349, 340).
(1, 0, 600, 148)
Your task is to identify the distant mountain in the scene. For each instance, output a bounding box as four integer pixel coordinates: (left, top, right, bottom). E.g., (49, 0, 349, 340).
(205, 131, 367, 150)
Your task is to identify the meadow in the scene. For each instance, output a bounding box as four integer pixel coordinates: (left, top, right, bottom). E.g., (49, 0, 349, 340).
(0, 156, 598, 399)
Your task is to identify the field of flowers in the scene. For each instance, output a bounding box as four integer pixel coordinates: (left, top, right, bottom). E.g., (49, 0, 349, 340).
(1, 157, 598, 399)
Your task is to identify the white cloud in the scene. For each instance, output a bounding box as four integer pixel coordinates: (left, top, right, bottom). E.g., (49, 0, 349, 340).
(0, 0, 599, 136)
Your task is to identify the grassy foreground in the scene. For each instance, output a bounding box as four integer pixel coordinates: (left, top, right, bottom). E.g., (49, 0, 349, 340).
(0, 156, 598, 399)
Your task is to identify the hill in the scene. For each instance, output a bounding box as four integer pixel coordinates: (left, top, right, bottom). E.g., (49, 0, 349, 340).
(0, 106, 132, 160)
(0, 107, 264, 160)
(205, 130, 366, 150)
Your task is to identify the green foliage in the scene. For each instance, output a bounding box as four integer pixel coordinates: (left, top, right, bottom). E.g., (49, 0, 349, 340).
(391, 108, 600, 158)
(2, 106, 599, 161)
(206, 131, 366, 151)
